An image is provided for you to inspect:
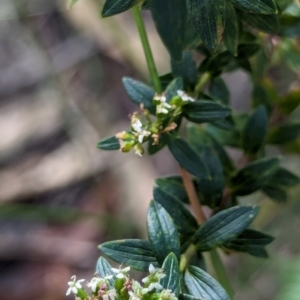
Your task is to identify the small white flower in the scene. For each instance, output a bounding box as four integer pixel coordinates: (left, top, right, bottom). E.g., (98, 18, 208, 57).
(138, 130, 151, 143)
(132, 119, 143, 133)
(148, 282, 163, 291)
(66, 275, 85, 296)
(149, 264, 157, 274)
(157, 102, 172, 114)
(159, 289, 178, 300)
(111, 266, 130, 279)
(177, 90, 195, 102)
(87, 275, 113, 292)
(108, 289, 117, 300)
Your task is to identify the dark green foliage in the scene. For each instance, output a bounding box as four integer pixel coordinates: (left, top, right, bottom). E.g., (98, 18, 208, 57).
(183, 266, 230, 300)
(99, 240, 159, 271)
(160, 253, 180, 296)
(96, 0, 300, 298)
(192, 206, 259, 251)
(98, 136, 120, 150)
(95, 257, 115, 287)
(147, 201, 181, 263)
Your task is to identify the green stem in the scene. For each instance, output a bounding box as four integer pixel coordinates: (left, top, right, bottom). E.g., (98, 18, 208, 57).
(180, 244, 197, 272)
(209, 249, 235, 300)
(195, 72, 211, 95)
(132, 5, 162, 93)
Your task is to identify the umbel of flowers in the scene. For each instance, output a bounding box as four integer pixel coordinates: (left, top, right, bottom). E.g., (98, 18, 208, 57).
(66, 264, 177, 300)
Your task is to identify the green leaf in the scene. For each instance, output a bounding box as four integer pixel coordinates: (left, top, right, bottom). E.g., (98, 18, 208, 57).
(122, 77, 156, 113)
(184, 266, 230, 300)
(148, 0, 187, 61)
(266, 167, 300, 188)
(278, 89, 300, 115)
(102, 0, 136, 17)
(279, 15, 300, 37)
(168, 137, 208, 180)
(95, 257, 115, 288)
(98, 136, 120, 151)
(224, 228, 274, 258)
(160, 253, 180, 296)
(147, 201, 181, 263)
(230, 157, 280, 196)
(142, 0, 150, 10)
(242, 105, 268, 154)
(187, 0, 225, 52)
(241, 11, 279, 33)
(230, 0, 277, 14)
(209, 77, 230, 105)
(262, 185, 287, 203)
(171, 52, 198, 88)
(183, 100, 231, 124)
(155, 176, 190, 204)
(166, 78, 184, 102)
(223, 2, 239, 56)
(99, 240, 159, 271)
(192, 206, 259, 251)
(184, 23, 202, 50)
(179, 294, 205, 300)
(267, 122, 300, 145)
(153, 187, 198, 235)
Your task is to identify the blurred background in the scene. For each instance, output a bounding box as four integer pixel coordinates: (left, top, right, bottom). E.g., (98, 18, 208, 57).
(0, 1, 300, 300)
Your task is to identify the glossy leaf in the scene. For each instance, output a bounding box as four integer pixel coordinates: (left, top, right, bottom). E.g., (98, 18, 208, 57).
(122, 77, 156, 113)
(155, 176, 190, 204)
(230, 157, 280, 196)
(193, 206, 259, 251)
(183, 101, 231, 124)
(102, 0, 136, 17)
(98, 136, 120, 151)
(209, 77, 230, 105)
(147, 200, 181, 263)
(148, 0, 187, 61)
(168, 137, 208, 180)
(99, 240, 159, 271)
(160, 253, 180, 296)
(187, 0, 225, 52)
(242, 105, 268, 154)
(224, 228, 274, 258)
(184, 266, 230, 300)
(223, 2, 239, 56)
(95, 257, 115, 288)
(230, 0, 277, 14)
(153, 187, 198, 236)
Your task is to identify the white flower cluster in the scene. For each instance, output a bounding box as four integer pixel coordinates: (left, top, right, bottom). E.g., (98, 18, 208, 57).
(66, 264, 178, 300)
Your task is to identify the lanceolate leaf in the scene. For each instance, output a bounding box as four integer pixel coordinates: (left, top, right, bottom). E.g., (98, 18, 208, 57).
(98, 136, 120, 151)
(147, 201, 181, 263)
(153, 187, 198, 235)
(184, 266, 230, 300)
(267, 122, 300, 145)
(209, 77, 230, 105)
(242, 105, 268, 154)
(148, 0, 187, 61)
(266, 167, 300, 188)
(230, 0, 277, 15)
(168, 138, 208, 180)
(187, 0, 225, 52)
(230, 157, 280, 196)
(193, 206, 259, 251)
(122, 77, 156, 114)
(166, 78, 184, 102)
(241, 11, 279, 33)
(224, 228, 274, 258)
(99, 240, 159, 271)
(223, 2, 239, 56)
(102, 0, 136, 17)
(183, 101, 231, 124)
(95, 257, 115, 288)
(160, 253, 180, 296)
